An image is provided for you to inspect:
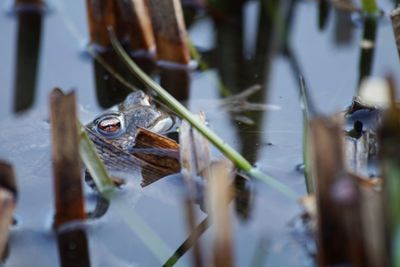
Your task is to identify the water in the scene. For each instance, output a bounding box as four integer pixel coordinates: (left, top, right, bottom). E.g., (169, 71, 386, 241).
(0, 0, 399, 266)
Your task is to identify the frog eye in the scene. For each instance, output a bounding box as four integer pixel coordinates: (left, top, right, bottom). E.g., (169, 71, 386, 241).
(96, 115, 123, 137)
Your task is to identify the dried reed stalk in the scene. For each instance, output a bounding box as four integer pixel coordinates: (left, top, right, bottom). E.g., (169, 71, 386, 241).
(50, 89, 85, 228)
(206, 160, 235, 267)
(147, 0, 190, 64)
(85, 0, 116, 47)
(310, 117, 367, 266)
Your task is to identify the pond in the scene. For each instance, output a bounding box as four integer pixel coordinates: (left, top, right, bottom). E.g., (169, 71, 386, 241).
(0, 0, 399, 266)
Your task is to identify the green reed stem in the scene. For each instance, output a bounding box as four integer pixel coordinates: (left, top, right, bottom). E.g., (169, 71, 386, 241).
(361, 0, 379, 15)
(78, 122, 115, 195)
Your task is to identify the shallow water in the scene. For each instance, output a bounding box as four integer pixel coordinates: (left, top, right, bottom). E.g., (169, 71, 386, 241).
(0, 0, 399, 266)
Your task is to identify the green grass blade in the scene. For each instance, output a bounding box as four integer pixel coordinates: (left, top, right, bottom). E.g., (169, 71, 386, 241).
(299, 76, 314, 194)
(78, 122, 115, 195)
(361, 0, 379, 15)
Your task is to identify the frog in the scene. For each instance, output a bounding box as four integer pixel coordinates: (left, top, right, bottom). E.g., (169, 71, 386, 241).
(84, 91, 178, 218)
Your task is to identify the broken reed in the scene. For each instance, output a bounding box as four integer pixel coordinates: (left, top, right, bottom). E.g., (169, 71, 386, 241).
(147, 0, 190, 64)
(387, 15, 400, 266)
(50, 89, 85, 228)
(50, 89, 91, 267)
(13, 0, 43, 113)
(125, 0, 155, 52)
(85, 0, 116, 48)
(310, 117, 368, 266)
(132, 128, 180, 176)
(85, 0, 190, 65)
(85, 0, 156, 52)
(307, 75, 400, 266)
(178, 114, 210, 267)
(389, 7, 400, 265)
(206, 161, 235, 267)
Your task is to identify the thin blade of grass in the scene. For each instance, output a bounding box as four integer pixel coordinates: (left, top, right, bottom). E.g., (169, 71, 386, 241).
(299, 76, 315, 194)
(110, 31, 298, 200)
(78, 122, 114, 195)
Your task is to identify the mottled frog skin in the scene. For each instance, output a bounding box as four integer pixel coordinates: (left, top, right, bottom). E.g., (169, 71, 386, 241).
(85, 91, 175, 181)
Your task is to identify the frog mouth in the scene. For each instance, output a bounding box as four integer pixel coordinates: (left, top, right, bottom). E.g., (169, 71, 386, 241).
(148, 115, 175, 134)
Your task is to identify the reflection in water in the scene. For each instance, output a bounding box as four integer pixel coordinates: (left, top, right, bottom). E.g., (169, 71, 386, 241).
(318, 0, 331, 31)
(282, 0, 303, 80)
(85, 187, 110, 219)
(164, 216, 208, 267)
(92, 49, 158, 108)
(57, 227, 91, 267)
(92, 50, 132, 108)
(160, 67, 191, 102)
(208, 1, 255, 222)
(233, 174, 253, 220)
(333, 9, 354, 46)
(13, 5, 43, 112)
(249, 236, 269, 267)
(207, 0, 295, 220)
(1, 243, 9, 263)
(358, 17, 378, 86)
